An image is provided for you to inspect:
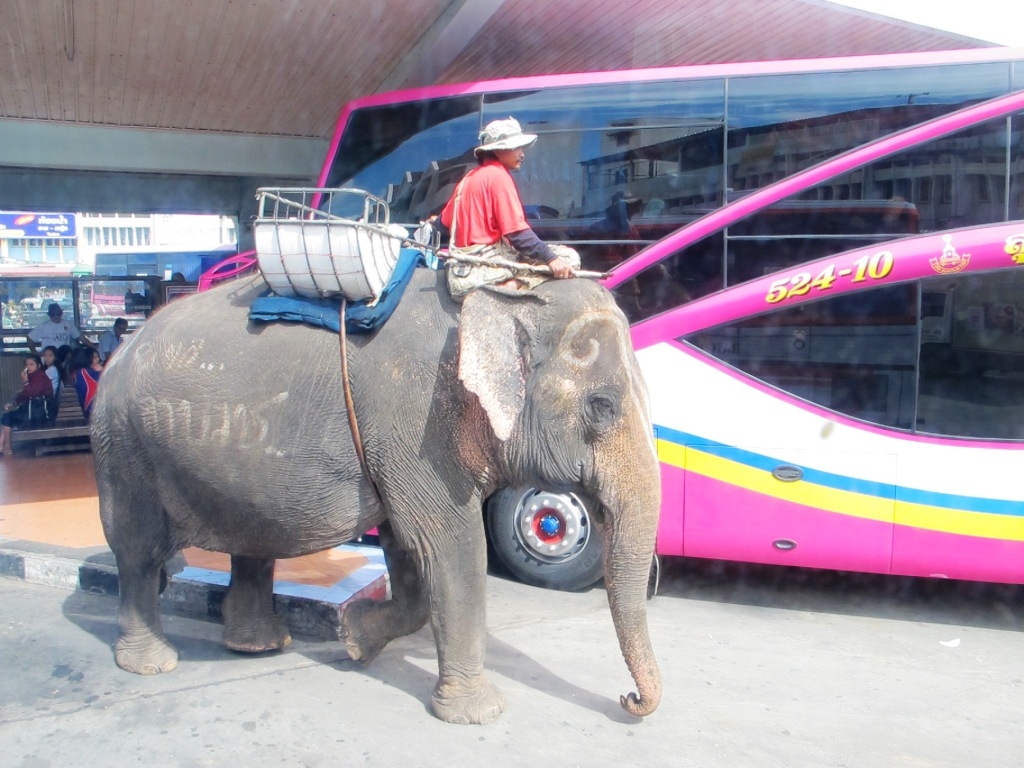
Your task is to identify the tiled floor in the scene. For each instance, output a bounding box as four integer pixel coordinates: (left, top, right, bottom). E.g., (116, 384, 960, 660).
(0, 448, 387, 605)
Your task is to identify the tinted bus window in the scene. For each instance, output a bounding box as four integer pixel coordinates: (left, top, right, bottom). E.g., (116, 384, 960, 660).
(716, 64, 1013, 290)
(684, 265, 1024, 440)
(481, 80, 727, 238)
(726, 63, 1011, 160)
(1012, 114, 1024, 222)
(687, 282, 918, 429)
(918, 268, 1024, 440)
(629, 105, 1024, 323)
(321, 55, 1023, 324)
(325, 95, 483, 218)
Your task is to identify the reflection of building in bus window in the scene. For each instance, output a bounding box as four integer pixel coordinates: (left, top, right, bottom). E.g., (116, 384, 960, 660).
(674, 241, 726, 300)
(616, 264, 693, 323)
(643, 198, 665, 217)
(581, 191, 644, 274)
(636, 265, 691, 320)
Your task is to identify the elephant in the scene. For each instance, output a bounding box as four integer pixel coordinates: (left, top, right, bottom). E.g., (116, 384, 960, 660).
(92, 266, 662, 724)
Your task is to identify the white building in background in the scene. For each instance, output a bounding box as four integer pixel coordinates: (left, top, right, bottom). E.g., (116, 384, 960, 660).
(0, 212, 237, 280)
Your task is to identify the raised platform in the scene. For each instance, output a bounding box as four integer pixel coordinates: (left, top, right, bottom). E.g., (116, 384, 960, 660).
(0, 449, 389, 638)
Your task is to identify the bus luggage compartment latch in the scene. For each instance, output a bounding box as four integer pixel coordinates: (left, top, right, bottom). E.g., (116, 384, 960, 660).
(771, 464, 804, 482)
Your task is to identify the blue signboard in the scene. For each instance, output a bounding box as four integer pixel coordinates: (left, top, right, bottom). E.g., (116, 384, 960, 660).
(0, 211, 78, 238)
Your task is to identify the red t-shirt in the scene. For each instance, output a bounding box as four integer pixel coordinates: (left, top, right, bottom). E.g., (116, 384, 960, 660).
(440, 160, 530, 247)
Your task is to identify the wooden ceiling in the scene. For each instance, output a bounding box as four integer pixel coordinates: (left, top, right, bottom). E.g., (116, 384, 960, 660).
(0, 0, 992, 142)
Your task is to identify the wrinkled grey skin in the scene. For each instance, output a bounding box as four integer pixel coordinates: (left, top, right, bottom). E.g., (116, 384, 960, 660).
(94, 268, 661, 724)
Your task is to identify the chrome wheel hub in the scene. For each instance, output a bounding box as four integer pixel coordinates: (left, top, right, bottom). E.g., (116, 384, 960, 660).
(513, 489, 591, 564)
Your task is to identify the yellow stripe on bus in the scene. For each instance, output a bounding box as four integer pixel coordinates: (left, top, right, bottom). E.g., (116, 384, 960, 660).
(658, 439, 1024, 542)
(894, 501, 1024, 541)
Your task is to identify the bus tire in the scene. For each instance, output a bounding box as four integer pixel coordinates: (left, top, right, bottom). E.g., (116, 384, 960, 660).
(485, 487, 604, 592)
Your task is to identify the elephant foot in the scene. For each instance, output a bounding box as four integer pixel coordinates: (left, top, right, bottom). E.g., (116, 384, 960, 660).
(431, 676, 507, 725)
(223, 618, 292, 654)
(340, 599, 389, 663)
(114, 633, 179, 675)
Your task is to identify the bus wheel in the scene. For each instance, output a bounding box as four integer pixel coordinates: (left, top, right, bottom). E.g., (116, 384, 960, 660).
(485, 487, 604, 591)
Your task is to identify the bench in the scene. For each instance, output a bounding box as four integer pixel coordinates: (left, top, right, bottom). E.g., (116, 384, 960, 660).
(10, 385, 91, 456)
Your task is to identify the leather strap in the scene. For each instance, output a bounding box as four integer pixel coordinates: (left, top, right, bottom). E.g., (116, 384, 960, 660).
(338, 297, 384, 505)
(449, 176, 466, 247)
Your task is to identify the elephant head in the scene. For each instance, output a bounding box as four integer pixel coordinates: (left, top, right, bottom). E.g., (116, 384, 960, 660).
(457, 278, 662, 717)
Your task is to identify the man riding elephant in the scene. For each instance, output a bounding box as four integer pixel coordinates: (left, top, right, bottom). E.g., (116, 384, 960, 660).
(437, 117, 581, 298)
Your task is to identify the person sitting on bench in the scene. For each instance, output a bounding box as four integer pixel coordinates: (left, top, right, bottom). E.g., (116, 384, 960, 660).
(69, 347, 104, 419)
(0, 354, 54, 456)
(41, 346, 63, 396)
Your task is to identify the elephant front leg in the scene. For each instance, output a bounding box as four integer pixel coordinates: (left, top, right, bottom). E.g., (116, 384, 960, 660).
(222, 555, 291, 653)
(343, 517, 506, 724)
(425, 524, 506, 725)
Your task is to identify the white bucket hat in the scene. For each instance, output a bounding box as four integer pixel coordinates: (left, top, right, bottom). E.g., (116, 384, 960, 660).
(474, 118, 537, 156)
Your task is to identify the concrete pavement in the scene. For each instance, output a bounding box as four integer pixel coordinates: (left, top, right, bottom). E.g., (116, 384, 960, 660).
(2, 557, 1023, 767)
(3, 450, 1023, 765)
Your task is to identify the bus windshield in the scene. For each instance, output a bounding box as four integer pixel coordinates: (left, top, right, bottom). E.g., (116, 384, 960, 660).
(321, 51, 1024, 322)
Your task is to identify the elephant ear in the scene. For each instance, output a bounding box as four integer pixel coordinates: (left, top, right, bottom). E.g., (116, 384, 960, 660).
(457, 287, 542, 442)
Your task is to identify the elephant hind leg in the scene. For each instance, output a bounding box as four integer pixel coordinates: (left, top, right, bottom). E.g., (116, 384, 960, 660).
(222, 556, 291, 653)
(114, 562, 179, 675)
(341, 523, 429, 663)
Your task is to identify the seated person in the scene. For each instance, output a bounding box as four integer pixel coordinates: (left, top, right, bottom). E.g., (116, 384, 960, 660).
(41, 346, 63, 396)
(69, 347, 104, 419)
(98, 318, 128, 363)
(0, 354, 54, 455)
(437, 118, 578, 296)
(56, 344, 73, 385)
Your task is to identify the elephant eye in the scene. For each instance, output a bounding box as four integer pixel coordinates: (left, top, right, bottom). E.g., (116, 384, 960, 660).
(585, 390, 620, 436)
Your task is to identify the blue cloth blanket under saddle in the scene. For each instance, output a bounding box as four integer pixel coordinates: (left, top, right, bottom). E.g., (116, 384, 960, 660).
(249, 248, 426, 334)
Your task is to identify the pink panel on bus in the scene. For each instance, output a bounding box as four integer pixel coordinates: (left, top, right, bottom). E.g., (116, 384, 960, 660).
(632, 220, 1024, 348)
(891, 525, 1024, 584)
(682, 472, 893, 574)
(656, 462, 686, 558)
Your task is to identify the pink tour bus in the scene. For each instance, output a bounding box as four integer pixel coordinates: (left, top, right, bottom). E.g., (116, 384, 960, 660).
(223, 47, 1024, 590)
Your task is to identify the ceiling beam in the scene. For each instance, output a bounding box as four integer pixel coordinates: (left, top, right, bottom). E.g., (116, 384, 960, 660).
(0, 120, 326, 180)
(375, 0, 508, 93)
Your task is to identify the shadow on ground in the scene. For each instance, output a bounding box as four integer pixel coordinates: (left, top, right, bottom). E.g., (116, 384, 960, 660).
(655, 557, 1024, 631)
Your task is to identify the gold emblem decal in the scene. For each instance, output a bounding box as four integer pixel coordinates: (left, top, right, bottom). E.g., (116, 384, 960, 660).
(1006, 234, 1024, 264)
(930, 235, 970, 274)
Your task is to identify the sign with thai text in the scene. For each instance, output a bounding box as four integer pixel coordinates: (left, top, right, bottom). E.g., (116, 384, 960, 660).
(0, 211, 78, 238)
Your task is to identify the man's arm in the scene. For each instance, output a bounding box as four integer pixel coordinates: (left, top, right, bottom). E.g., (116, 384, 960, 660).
(506, 228, 557, 263)
(506, 229, 575, 279)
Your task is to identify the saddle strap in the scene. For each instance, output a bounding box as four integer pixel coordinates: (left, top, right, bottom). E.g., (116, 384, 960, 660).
(338, 298, 385, 506)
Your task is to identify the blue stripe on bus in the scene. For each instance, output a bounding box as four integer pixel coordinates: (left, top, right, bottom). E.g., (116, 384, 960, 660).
(655, 424, 1024, 518)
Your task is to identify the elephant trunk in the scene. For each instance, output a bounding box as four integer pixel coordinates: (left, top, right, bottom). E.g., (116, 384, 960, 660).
(599, 441, 662, 718)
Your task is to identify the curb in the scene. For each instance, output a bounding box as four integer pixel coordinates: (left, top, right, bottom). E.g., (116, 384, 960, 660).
(0, 546, 388, 640)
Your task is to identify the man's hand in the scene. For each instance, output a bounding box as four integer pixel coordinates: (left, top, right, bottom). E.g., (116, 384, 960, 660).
(548, 255, 576, 279)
